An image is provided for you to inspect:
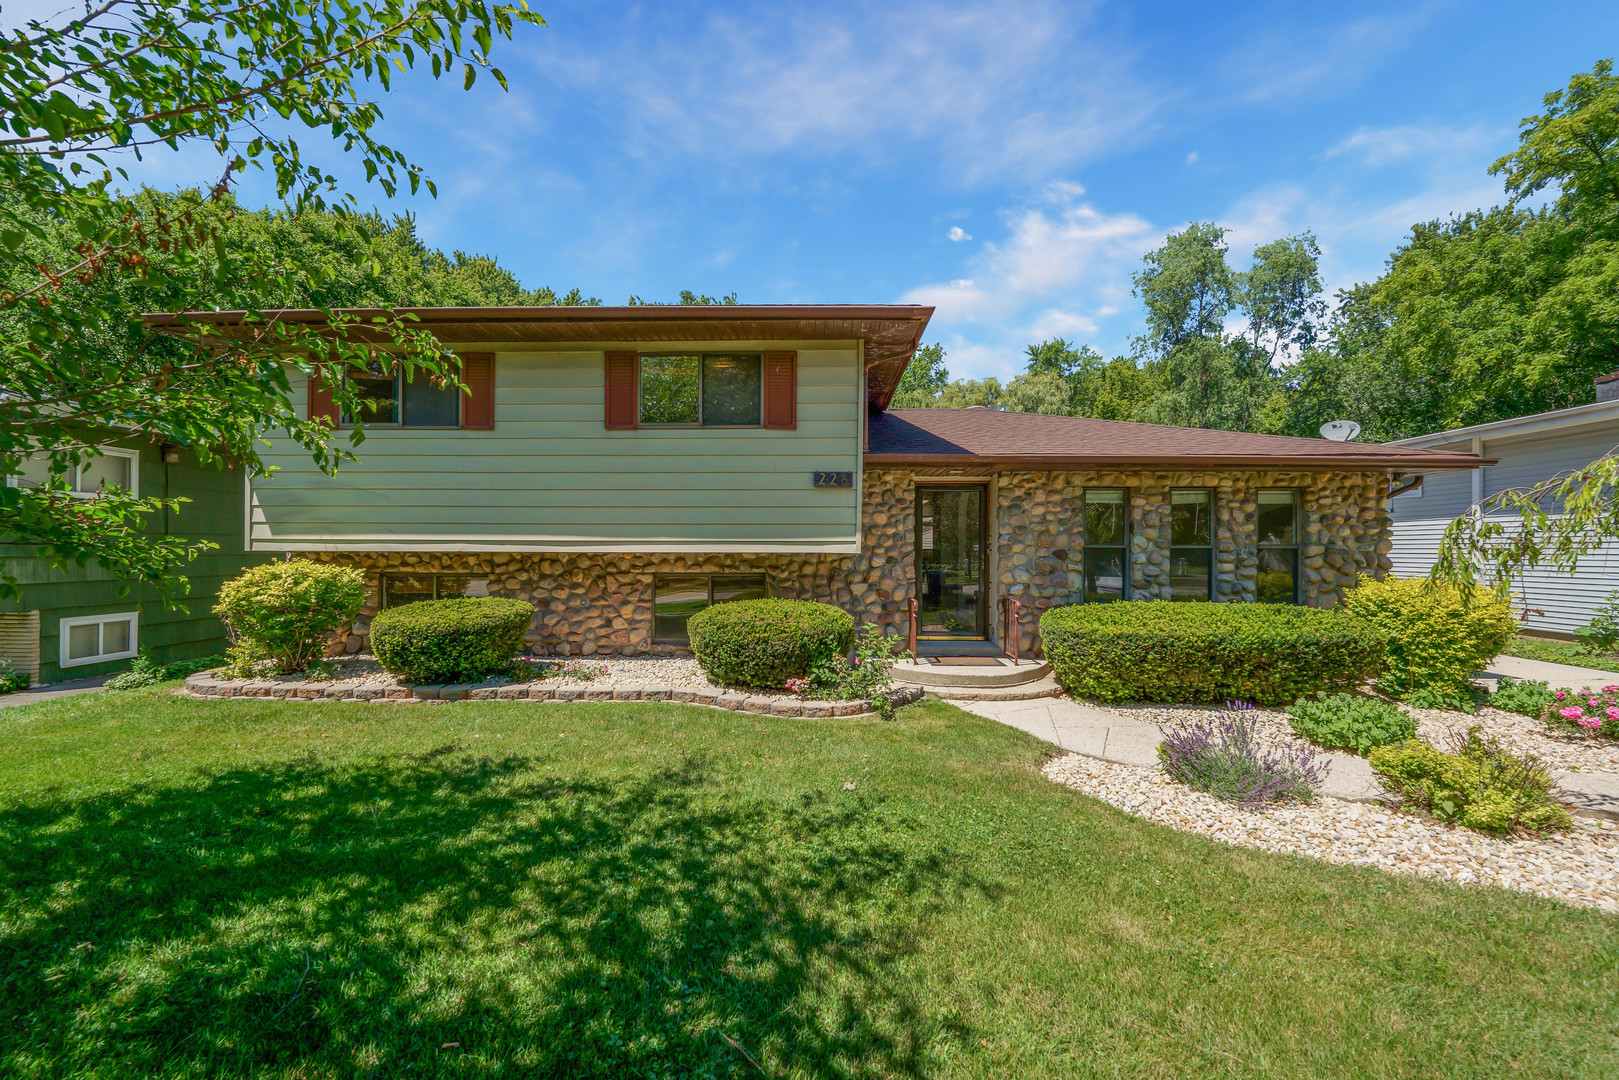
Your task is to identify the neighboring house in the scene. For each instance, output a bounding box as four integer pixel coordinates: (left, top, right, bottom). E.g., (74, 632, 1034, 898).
(156, 304, 1484, 658)
(0, 440, 266, 686)
(1387, 383, 1619, 637)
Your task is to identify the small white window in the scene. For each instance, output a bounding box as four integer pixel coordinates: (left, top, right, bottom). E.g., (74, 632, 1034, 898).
(8, 446, 139, 498)
(59, 612, 139, 668)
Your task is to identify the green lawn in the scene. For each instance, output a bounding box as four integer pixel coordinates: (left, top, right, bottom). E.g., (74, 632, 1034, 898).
(1, 690, 1614, 1079)
(1502, 634, 1619, 673)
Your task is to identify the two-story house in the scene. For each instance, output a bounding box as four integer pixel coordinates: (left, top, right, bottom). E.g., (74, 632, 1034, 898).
(154, 304, 1485, 658)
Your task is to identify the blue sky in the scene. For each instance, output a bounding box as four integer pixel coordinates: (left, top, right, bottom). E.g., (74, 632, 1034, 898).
(18, 0, 1619, 380)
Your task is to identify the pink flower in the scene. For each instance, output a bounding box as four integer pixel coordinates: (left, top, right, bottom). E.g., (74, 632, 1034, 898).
(1591, 697, 1604, 707)
(1607, 706, 1619, 722)
(1604, 685, 1619, 693)
(1559, 706, 1586, 720)
(784, 677, 808, 695)
(1555, 691, 1566, 700)
(1578, 714, 1603, 730)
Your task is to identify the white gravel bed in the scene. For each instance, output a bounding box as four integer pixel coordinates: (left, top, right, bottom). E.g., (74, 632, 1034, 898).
(1084, 699, 1619, 773)
(1043, 752, 1619, 912)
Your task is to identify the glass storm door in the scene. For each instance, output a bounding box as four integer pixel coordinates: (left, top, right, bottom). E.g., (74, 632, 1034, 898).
(916, 485, 987, 637)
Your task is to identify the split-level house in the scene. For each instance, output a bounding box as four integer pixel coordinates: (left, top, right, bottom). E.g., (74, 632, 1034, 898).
(154, 305, 1486, 658)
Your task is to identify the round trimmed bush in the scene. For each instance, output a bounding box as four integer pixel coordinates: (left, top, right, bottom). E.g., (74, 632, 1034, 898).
(1040, 601, 1387, 706)
(687, 599, 855, 689)
(213, 561, 367, 673)
(370, 597, 534, 684)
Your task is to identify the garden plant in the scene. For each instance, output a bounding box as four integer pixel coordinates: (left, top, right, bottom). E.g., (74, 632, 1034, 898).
(1041, 601, 1385, 705)
(369, 597, 535, 684)
(1157, 703, 1330, 806)
(1340, 575, 1517, 699)
(688, 599, 855, 689)
(792, 623, 912, 717)
(1369, 730, 1572, 833)
(212, 561, 367, 674)
(1539, 684, 1619, 739)
(1286, 692, 1417, 755)
(1489, 676, 1558, 718)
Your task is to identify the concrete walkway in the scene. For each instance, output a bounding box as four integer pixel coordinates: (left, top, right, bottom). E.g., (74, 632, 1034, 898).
(0, 675, 110, 709)
(1479, 654, 1619, 691)
(958, 695, 1619, 816)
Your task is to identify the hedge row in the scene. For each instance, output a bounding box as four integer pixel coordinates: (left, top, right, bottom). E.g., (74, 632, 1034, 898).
(1040, 601, 1387, 706)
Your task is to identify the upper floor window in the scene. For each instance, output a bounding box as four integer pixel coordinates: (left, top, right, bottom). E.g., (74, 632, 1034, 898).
(639, 353, 763, 426)
(8, 446, 138, 498)
(1169, 489, 1214, 601)
(344, 370, 461, 427)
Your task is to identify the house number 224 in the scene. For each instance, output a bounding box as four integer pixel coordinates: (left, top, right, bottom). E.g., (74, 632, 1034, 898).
(812, 471, 854, 488)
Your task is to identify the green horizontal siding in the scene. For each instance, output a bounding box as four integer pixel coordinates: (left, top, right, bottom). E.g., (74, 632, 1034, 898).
(252, 343, 864, 550)
(1, 440, 269, 685)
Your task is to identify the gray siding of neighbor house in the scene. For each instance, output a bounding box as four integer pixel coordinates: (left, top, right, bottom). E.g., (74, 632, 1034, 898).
(249, 343, 864, 554)
(1389, 423, 1619, 635)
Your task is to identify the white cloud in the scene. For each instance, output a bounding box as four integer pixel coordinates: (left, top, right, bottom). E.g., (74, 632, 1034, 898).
(1185, 150, 1199, 165)
(947, 226, 972, 242)
(1225, 4, 1445, 104)
(541, 1, 1160, 183)
(1325, 123, 1503, 169)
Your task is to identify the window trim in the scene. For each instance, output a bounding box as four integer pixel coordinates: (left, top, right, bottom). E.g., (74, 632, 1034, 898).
(1256, 488, 1302, 605)
(1082, 487, 1130, 602)
(340, 370, 463, 430)
(637, 352, 765, 429)
(1168, 487, 1216, 602)
(59, 611, 139, 668)
(652, 573, 771, 644)
(7, 445, 139, 499)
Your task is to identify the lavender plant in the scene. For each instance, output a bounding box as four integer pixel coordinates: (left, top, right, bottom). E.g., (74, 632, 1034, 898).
(1158, 702, 1331, 808)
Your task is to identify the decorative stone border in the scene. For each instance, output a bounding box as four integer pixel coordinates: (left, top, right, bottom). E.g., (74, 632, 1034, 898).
(182, 671, 925, 718)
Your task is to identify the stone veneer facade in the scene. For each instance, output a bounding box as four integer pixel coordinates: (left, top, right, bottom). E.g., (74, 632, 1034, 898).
(313, 466, 1391, 659)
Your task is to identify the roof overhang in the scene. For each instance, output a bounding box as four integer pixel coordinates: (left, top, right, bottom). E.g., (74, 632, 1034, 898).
(1386, 397, 1619, 448)
(142, 304, 935, 412)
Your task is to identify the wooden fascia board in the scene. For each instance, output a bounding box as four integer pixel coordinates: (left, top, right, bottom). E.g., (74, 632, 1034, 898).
(860, 453, 1495, 471)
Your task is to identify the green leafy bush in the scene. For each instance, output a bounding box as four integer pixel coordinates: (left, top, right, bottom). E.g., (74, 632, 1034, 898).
(1369, 730, 1571, 833)
(688, 599, 855, 689)
(1040, 601, 1385, 705)
(1402, 686, 1483, 714)
(1489, 676, 1557, 718)
(0, 662, 27, 695)
(1341, 575, 1518, 699)
(1573, 589, 1619, 653)
(213, 562, 367, 674)
(801, 623, 911, 716)
(105, 650, 227, 690)
(1286, 692, 1417, 754)
(369, 597, 534, 684)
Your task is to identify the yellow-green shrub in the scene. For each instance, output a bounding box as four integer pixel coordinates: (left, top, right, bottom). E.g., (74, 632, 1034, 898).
(213, 562, 366, 673)
(1341, 575, 1517, 697)
(1369, 731, 1571, 833)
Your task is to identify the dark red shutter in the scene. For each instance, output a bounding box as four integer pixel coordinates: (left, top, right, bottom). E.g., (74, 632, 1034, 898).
(460, 353, 495, 430)
(307, 370, 338, 428)
(604, 351, 639, 429)
(762, 350, 797, 430)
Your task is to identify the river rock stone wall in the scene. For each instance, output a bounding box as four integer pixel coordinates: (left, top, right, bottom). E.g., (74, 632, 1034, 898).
(309, 466, 1390, 659)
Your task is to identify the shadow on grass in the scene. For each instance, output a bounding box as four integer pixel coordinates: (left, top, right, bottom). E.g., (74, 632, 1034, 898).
(0, 745, 984, 1078)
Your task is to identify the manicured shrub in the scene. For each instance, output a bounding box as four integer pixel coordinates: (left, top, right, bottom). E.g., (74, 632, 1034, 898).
(1369, 730, 1571, 833)
(213, 561, 367, 674)
(370, 597, 534, 684)
(1286, 692, 1416, 755)
(688, 599, 855, 689)
(1040, 601, 1385, 706)
(1489, 676, 1557, 718)
(1340, 575, 1518, 699)
(1158, 705, 1329, 807)
(1539, 684, 1619, 739)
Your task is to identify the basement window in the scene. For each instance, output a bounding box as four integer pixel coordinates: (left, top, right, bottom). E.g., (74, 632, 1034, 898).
(379, 574, 492, 608)
(653, 574, 769, 644)
(9, 446, 139, 498)
(59, 611, 138, 668)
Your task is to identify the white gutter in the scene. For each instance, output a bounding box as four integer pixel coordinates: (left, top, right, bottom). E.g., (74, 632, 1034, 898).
(1386, 397, 1619, 449)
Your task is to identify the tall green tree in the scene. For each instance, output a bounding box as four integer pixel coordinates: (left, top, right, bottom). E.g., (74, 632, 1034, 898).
(890, 342, 950, 407)
(0, 0, 544, 601)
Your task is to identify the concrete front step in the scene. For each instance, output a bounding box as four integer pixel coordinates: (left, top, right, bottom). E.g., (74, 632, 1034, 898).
(893, 657, 1051, 688)
(905, 675, 1063, 701)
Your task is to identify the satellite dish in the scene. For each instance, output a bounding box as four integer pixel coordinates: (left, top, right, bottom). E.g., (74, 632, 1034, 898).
(1319, 419, 1361, 442)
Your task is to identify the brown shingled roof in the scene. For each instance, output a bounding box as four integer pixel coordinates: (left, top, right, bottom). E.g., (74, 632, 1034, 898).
(865, 409, 1489, 471)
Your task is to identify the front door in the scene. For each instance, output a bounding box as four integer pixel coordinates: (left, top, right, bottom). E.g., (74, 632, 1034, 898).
(916, 484, 987, 638)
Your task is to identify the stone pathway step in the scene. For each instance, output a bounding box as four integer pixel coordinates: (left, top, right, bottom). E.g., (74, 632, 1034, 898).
(892, 657, 1050, 689)
(908, 675, 1063, 702)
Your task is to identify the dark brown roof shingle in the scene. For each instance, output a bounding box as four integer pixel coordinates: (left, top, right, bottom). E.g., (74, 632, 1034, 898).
(866, 409, 1486, 471)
